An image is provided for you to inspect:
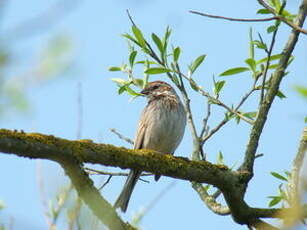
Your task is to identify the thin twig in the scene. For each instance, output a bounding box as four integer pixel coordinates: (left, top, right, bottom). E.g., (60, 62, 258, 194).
(126, 9, 136, 27)
(202, 81, 257, 143)
(175, 63, 202, 160)
(190, 10, 277, 22)
(132, 182, 176, 225)
(36, 161, 55, 230)
(173, 70, 255, 125)
(236, 79, 257, 111)
(260, 21, 279, 105)
(85, 167, 152, 177)
(191, 182, 230, 215)
(200, 100, 212, 139)
(110, 128, 134, 145)
(190, 4, 307, 35)
(99, 175, 113, 190)
(257, 0, 307, 35)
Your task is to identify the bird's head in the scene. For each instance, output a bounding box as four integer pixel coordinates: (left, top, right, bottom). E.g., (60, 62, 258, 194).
(140, 81, 176, 98)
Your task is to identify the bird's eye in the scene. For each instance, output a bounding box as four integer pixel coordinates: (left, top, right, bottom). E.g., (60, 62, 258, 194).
(152, 85, 159, 90)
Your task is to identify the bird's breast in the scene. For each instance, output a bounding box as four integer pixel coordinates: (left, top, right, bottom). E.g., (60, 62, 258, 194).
(142, 101, 186, 154)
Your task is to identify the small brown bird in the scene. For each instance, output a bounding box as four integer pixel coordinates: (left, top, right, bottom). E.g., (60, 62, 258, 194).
(114, 81, 186, 212)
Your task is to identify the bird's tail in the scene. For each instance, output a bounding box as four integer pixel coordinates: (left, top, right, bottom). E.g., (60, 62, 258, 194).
(114, 170, 140, 212)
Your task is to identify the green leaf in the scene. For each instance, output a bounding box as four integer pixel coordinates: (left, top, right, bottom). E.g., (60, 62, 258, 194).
(0, 200, 5, 210)
(287, 55, 295, 67)
(145, 67, 172, 75)
(304, 116, 307, 123)
(111, 78, 128, 86)
(294, 85, 307, 98)
(129, 50, 137, 67)
(118, 85, 126, 94)
(132, 26, 146, 48)
(257, 8, 271, 14)
(243, 112, 257, 120)
(151, 33, 164, 55)
(203, 184, 211, 191)
(276, 90, 286, 99)
(173, 46, 181, 62)
(214, 80, 226, 95)
(162, 26, 172, 49)
(274, 0, 281, 13)
(268, 64, 278, 69)
(133, 78, 144, 88)
(249, 28, 254, 59)
(271, 172, 288, 181)
(268, 196, 282, 207)
(257, 54, 282, 64)
(235, 114, 241, 124)
(245, 58, 256, 73)
(267, 25, 277, 33)
(253, 40, 267, 50)
(122, 33, 141, 46)
(135, 60, 157, 65)
(220, 67, 250, 76)
(171, 74, 179, 86)
(189, 78, 199, 92)
(189, 54, 206, 75)
(125, 86, 142, 96)
(217, 151, 224, 165)
(109, 66, 122, 72)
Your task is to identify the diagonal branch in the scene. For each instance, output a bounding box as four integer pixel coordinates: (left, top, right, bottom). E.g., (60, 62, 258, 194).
(239, 0, 307, 176)
(57, 157, 130, 230)
(288, 127, 307, 207)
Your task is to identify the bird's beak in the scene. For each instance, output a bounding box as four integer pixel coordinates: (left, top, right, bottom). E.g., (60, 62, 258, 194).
(140, 88, 149, 96)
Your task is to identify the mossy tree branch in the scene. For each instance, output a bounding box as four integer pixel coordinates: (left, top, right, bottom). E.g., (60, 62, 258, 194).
(0, 128, 306, 228)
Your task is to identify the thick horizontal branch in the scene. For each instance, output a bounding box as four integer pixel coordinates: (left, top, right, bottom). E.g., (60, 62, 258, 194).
(1, 129, 306, 226)
(0, 129, 237, 187)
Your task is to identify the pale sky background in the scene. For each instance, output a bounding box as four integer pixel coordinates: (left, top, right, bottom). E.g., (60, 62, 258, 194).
(0, 0, 306, 230)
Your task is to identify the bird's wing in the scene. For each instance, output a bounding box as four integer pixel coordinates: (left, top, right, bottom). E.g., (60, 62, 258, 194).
(134, 120, 146, 150)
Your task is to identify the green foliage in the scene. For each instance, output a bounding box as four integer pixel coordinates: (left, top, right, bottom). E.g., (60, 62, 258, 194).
(214, 80, 226, 96)
(188, 54, 206, 76)
(0, 34, 75, 119)
(219, 67, 250, 76)
(268, 171, 292, 207)
(37, 35, 74, 79)
(145, 67, 172, 75)
(109, 25, 208, 95)
(173, 46, 181, 62)
(235, 111, 257, 124)
(294, 85, 307, 98)
(216, 151, 224, 165)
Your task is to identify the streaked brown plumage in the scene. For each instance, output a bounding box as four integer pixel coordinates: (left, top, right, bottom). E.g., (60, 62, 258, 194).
(114, 81, 186, 212)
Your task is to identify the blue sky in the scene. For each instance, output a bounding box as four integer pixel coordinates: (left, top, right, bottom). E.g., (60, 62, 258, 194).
(0, 0, 306, 229)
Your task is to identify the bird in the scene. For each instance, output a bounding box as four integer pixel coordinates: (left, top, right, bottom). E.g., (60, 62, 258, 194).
(114, 80, 186, 212)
